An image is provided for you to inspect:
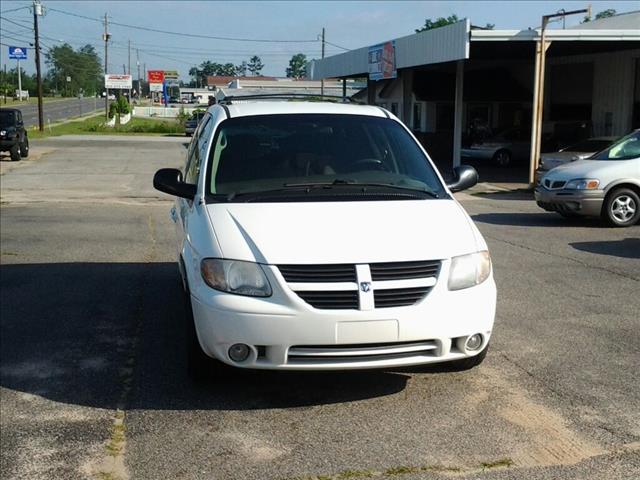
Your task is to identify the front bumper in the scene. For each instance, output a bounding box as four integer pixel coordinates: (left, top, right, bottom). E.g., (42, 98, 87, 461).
(190, 264, 497, 371)
(0, 138, 18, 151)
(461, 148, 496, 161)
(535, 186, 604, 217)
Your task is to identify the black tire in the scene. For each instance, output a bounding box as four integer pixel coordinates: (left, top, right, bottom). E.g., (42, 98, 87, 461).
(602, 188, 640, 227)
(492, 149, 511, 167)
(19, 137, 29, 158)
(181, 266, 231, 381)
(9, 144, 20, 161)
(447, 343, 489, 371)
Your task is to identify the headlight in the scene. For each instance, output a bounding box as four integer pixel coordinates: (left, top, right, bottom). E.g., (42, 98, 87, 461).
(201, 258, 272, 297)
(448, 251, 491, 291)
(565, 178, 600, 190)
(0, 130, 6, 136)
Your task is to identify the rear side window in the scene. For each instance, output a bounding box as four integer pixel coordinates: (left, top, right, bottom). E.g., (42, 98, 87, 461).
(207, 114, 444, 196)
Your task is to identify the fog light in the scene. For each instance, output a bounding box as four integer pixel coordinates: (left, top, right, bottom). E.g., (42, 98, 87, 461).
(228, 343, 250, 362)
(465, 334, 483, 352)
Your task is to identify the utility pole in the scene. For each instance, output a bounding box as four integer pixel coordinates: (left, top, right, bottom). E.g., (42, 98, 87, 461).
(3, 64, 6, 105)
(17, 59, 22, 102)
(528, 6, 589, 185)
(320, 27, 325, 99)
(136, 48, 140, 100)
(103, 13, 110, 119)
(128, 39, 131, 100)
(33, 0, 44, 131)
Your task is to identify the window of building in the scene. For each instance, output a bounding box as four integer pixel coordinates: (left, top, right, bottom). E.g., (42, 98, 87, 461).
(413, 103, 422, 131)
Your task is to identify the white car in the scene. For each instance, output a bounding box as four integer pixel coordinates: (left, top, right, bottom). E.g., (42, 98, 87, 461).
(535, 130, 640, 227)
(536, 136, 618, 180)
(153, 99, 497, 378)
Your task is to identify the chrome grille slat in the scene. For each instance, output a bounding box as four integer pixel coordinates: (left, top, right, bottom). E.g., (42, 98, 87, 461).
(277, 261, 440, 310)
(287, 340, 439, 364)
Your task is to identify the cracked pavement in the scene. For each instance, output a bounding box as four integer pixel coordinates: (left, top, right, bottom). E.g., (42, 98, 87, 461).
(1, 136, 638, 479)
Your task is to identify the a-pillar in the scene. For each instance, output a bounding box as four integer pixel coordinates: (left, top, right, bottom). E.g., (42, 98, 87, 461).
(452, 60, 465, 168)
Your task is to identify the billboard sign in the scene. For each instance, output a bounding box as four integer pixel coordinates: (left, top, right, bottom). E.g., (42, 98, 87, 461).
(8, 46, 28, 60)
(368, 41, 396, 81)
(163, 70, 179, 80)
(147, 70, 164, 83)
(149, 83, 163, 92)
(105, 74, 132, 89)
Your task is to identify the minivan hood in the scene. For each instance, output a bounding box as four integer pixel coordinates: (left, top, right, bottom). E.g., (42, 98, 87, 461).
(206, 200, 479, 264)
(544, 158, 627, 181)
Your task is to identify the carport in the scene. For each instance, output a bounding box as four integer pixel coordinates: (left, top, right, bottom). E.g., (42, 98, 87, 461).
(308, 12, 640, 184)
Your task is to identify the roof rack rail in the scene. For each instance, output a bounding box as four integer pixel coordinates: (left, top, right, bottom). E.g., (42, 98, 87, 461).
(219, 93, 363, 105)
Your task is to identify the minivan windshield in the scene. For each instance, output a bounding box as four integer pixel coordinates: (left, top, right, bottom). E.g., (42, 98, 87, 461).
(207, 114, 445, 199)
(591, 131, 640, 161)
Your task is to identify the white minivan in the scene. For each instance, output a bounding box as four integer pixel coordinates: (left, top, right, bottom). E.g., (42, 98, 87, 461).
(154, 98, 496, 378)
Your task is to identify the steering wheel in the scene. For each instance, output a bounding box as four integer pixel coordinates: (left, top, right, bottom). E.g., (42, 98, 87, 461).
(350, 158, 390, 172)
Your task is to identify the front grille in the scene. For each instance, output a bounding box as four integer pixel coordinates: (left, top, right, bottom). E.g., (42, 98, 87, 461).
(544, 179, 566, 189)
(374, 286, 432, 308)
(370, 260, 440, 281)
(295, 290, 359, 310)
(278, 264, 356, 283)
(287, 340, 439, 364)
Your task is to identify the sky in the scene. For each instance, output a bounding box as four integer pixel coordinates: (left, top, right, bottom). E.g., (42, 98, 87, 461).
(1, 0, 637, 80)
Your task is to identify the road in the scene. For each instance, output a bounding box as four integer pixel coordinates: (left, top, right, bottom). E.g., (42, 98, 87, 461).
(1, 136, 638, 480)
(8, 97, 104, 127)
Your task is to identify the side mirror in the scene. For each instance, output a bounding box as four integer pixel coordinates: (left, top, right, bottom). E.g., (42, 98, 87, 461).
(153, 168, 196, 200)
(447, 165, 479, 193)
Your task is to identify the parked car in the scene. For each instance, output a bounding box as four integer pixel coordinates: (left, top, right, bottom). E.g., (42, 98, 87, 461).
(184, 111, 206, 136)
(537, 136, 618, 178)
(0, 108, 29, 161)
(535, 129, 640, 227)
(461, 127, 530, 167)
(153, 99, 496, 378)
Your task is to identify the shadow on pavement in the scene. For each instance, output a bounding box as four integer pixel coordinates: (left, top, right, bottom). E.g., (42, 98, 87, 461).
(472, 212, 604, 228)
(0, 262, 416, 412)
(570, 238, 640, 259)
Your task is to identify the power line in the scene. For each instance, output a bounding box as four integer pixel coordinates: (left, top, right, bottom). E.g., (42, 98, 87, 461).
(0, 15, 34, 30)
(47, 7, 319, 44)
(0, 5, 31, 15)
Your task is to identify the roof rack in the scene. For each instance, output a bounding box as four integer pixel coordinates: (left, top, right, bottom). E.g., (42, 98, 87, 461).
(219, 93, 363, 105)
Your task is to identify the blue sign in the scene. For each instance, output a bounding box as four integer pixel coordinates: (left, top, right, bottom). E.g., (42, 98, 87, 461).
(9, 46, 28, 60)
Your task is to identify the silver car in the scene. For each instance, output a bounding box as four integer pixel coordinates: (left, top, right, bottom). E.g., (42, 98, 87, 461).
(535, 130, 640, 227)
(538, 136, 618, 173)
(461, 127, 530, 167)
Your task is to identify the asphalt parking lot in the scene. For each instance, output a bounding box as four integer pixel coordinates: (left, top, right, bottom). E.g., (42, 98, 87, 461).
(1, 136, 638, 480)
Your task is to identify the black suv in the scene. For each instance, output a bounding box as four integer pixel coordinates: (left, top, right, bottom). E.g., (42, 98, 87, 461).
(0, 108, 29, 161)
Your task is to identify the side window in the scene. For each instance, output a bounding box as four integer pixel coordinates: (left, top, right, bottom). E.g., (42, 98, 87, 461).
(184, 133, 200, 185)
(185, 114, 212, 184)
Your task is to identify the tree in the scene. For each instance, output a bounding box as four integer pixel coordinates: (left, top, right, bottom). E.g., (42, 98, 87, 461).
(582, 8, 616, 23)
(235, 61, 248, 77)
(286, 53, 307, 79)
(247, 55, 264, 76)
(416, 14, 460, 32)
(45, 43, 102, 96)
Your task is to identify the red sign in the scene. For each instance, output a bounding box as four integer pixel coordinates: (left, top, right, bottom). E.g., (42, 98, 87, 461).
(147, 70, 164, 83)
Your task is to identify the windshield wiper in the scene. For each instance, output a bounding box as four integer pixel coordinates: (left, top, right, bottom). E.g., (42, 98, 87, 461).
(283, 179, 440, 198)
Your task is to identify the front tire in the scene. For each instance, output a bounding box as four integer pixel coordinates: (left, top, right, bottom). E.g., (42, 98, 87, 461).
(447, 344, 489, 371)
(10, 144, 20, 161)
(492, 149, 511, 167)
(20, 137, 29, 158)
(181, 268, 231, 381)
(602, 188, 640, 227)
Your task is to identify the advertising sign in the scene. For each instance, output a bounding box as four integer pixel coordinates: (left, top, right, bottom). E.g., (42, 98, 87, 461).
(368, 41, 396, 81)
(8, 46, 28, 60)
(147, 70, 164, 83)
(163, 70, 179, 80)
(105, 74, 132, 89)
(149, 83, 163, 92)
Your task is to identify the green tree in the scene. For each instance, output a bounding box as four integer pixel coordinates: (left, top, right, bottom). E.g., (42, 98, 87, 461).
(45, 43, 102, 96)
(235, 61, 248, 77)
(286, 53, 307, 79)
(416, 14, 460, 32)
(582, 8, 616, 23)
(248, 55, 264, 76)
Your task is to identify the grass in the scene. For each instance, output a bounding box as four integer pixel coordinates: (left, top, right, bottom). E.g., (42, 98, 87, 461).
(28, 114, 185, 139)
(0, 97, 65, 107)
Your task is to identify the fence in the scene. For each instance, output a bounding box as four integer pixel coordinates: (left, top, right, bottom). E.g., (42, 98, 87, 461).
(132, 106, 198, 118)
